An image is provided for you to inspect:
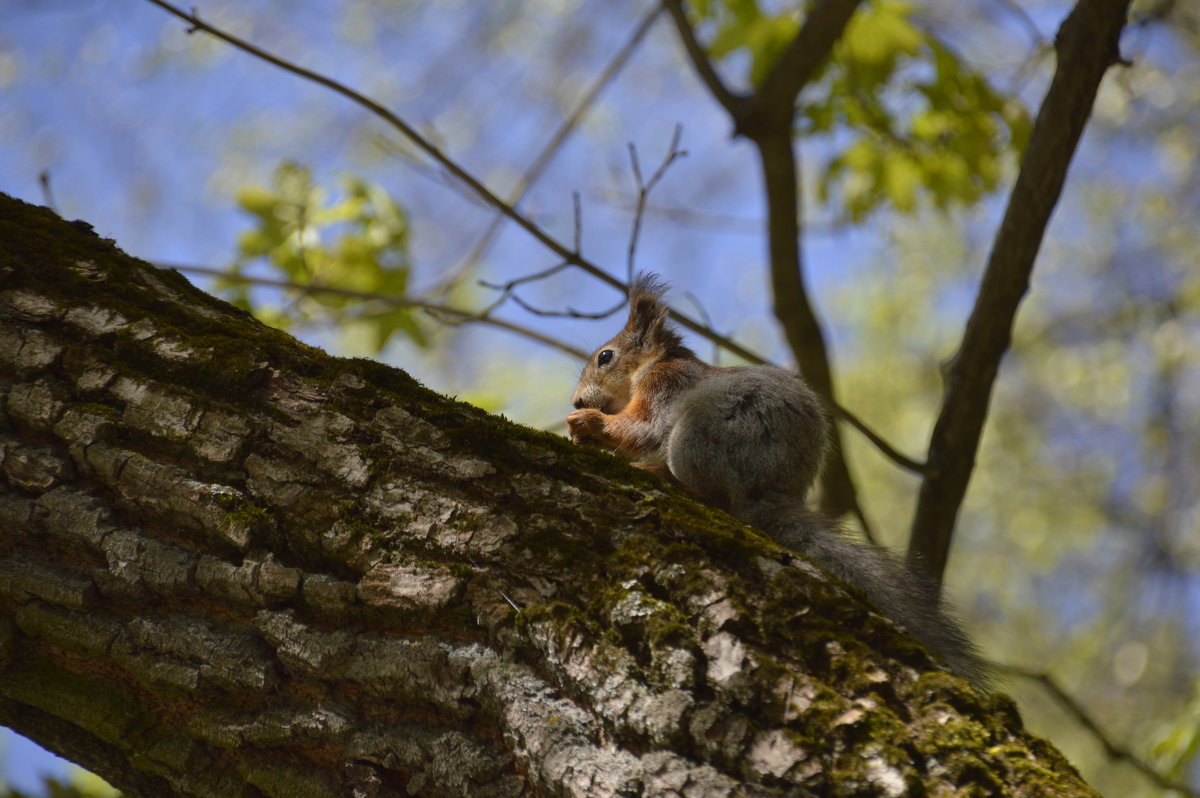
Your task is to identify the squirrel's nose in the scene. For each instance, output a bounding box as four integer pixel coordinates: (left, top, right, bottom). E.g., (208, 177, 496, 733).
(572, 397, 585, 410)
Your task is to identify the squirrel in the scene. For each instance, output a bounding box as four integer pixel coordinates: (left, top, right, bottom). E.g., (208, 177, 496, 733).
(568, 273, 986, 686)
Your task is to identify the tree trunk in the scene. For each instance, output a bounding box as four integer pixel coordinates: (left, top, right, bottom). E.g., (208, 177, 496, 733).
(0, 193, 1094, 797)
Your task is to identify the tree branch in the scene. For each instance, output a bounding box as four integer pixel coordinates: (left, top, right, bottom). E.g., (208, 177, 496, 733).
(755, 0, 864, 120)
(167, 264, 590, 360)
(626, 125, 687, 283)
(998, 664, 1200, 798)
(907, 0, 1133, 587)
(754, 133, 867, 526)
(143, 0, 612, 287)
(660, 0, 745, 116)
(663, 0, 868, 525)
(442, 5, 665, 292)
(140, 0, 758, 370)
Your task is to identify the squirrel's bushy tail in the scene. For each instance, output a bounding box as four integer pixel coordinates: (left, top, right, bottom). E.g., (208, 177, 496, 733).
(738, 499, 989, 688)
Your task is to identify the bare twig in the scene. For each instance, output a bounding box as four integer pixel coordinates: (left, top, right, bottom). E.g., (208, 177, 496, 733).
(572, 192, 582, 254)
(38, 170, 58, 214)
(477, 262, 575, 314)
(477, 262, 627, 320)
(992, 0, 1046, 45)
(680, 291, 719, 363)
(167, 263, 589, 360)
(998, 664, 1200, 798)
(591, 187, 850, 236)
(440, 6, 665, 293)
(833, 408, 929, 474)
(140, 0, 749, 364)
(481, 126, 685, 320)
(626, 125, 687, 283)
(143, 0, 615, 288)
(510, 292, 627, 321)
(907, 0, 1134, 588)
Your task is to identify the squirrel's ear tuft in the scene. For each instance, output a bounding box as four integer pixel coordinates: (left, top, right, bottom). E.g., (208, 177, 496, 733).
(629, 272, 669, 302)
(626, 272, 685, 352)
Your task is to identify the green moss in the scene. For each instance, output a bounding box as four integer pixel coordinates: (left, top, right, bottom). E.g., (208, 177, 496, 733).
(70, 402, 119, 418)
(2, 658, 145, 747)
(514, 600, 592, 637)
(216, 498, 276, 552)
(0, 617, 16, 663)
(242, 759, 343, 798)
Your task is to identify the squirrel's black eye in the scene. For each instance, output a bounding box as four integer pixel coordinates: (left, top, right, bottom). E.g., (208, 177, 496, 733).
(597, 349, 614, 366)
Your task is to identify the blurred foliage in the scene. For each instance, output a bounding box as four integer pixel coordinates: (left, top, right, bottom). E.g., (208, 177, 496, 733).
(690, 0, 1031, 219)
(1, 776, 119, 798)
(226, 160, 424, 352)
(830, 60, 1200, 785)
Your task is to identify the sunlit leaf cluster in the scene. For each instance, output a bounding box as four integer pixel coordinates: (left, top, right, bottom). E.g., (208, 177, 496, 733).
(692, 0, 1031, 219)
(1, 776, 119, 798)
(227, 161, 424, 352)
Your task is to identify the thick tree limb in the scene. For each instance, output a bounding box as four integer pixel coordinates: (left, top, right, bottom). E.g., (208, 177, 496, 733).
(907, 0, 1133, 586)
(0, 193, 1098, 796)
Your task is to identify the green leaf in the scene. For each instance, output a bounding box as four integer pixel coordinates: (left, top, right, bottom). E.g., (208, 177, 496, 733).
(226, 160, 421, 351)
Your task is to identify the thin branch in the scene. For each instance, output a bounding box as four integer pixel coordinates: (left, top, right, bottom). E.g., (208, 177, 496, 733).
(573, 191, 582, 254)
(439, 6, 665, 292)
(167, 264, 588, 360)
(833, 408, 929, 474)
(756, 0, 865, 114)
(477, 262, 627, 320)
(998, 664, 1200, 798)
(590, 187, 851, 236)
(907, 0, 1134, 588)
(626, 125, 687, 283)
(38, 170, 58, 214)
(140, 0, 751, 367)
(680, 291, 719, 364)
(510, 292, 627, 321)
(481, 126, 686, 318)
(991, 0, 1046, 46)
(477, 262, 575, 314)
(660, 0, 744, 115)
(143, 0, 611, 287)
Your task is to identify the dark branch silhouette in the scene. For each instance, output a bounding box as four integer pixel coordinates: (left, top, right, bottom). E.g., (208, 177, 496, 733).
(907, 0, 1134, 587)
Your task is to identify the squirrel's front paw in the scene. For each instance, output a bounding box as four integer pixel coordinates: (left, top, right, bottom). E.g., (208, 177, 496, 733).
(567, 408, 609, 445)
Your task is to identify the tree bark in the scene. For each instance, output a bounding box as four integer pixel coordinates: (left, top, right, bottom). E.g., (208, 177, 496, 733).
(0, 193, 1095, 797)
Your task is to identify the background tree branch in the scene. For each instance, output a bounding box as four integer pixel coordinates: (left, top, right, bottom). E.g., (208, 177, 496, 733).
(665, 0, 870, 531)
(907, 0, 1134, 586)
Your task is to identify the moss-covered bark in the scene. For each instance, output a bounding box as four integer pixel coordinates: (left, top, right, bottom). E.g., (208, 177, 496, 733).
(0, 193, 1096, 797)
